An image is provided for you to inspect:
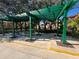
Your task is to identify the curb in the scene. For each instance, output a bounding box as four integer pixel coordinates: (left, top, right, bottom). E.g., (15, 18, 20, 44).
(49, 48, 79, 56)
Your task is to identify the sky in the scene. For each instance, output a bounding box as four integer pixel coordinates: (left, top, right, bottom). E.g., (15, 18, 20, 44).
(68, 1, 79, 17)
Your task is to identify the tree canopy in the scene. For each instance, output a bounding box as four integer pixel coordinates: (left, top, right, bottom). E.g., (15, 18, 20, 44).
(0, 0, 62, 15)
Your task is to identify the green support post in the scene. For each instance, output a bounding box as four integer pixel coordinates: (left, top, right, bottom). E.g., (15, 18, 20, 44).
(24, 21, 26, 36)
(29, 16, 32, 41)
(20, 22, 22, 32)
(12, 20, 15, 38)
(1, 19, 5, 36)
(15, 22, 18, 33)
(62, 10, 67, 44)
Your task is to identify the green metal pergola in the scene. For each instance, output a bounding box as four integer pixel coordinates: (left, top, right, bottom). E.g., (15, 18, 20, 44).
(0, 0, 78, 44)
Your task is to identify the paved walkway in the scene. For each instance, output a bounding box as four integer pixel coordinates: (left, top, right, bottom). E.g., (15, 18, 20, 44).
(0, 42, 79, 59)
(0, 33, 79, 59)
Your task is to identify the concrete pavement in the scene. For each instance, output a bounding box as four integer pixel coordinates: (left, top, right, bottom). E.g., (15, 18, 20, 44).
(0, 42, 79, 59)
